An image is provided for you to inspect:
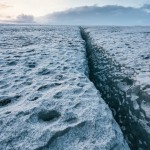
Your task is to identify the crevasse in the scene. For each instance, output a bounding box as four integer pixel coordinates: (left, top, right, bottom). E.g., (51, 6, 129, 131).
(80, 27, 150, 150)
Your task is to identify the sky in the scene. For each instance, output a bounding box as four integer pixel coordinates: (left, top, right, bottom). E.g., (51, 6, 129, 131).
(0, 0, 150, 20)
(0, 0, 150, 25)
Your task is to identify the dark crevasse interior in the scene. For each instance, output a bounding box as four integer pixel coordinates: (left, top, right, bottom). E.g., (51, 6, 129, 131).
(80, 27, 150, 150)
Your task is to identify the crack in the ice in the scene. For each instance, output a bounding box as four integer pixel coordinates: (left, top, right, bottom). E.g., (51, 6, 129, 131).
(79, 27, 149, 150)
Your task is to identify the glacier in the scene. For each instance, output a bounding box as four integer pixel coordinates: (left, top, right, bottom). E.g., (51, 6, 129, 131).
(0, 25, 129, 150)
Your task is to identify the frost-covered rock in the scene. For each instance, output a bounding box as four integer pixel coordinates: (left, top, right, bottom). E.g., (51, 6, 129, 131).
(81, 26, 150, 149)
(0, 25, 129, 150)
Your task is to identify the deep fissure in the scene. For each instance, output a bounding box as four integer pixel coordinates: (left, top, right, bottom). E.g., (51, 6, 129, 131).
(80, 27, 149, 150)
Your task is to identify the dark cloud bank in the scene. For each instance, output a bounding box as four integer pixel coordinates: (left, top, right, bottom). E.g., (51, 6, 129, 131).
(15, 14, 35, 23)
(39, 4, 150, 26)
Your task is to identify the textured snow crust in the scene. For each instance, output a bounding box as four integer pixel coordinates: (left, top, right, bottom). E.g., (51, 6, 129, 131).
(0, 25, 129, 150)
(82, 26, 150, 149)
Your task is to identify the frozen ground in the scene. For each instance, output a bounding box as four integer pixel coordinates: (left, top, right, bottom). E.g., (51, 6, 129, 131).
(0, 25, 129, 150)
(81, 26, 150, 149)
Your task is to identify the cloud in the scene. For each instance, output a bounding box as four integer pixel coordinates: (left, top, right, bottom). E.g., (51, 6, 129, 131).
(0, 3, 11, 9)
(1, 4, 150, 25)
(15, 14, 35, 23)
(37, 5, 150, 26)
(142, 4, 150, 12)
(0, 14, 35, 24)
(142, 4, 150, 9)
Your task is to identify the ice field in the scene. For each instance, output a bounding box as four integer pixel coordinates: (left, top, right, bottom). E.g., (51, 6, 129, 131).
(0, 25, 150, 150)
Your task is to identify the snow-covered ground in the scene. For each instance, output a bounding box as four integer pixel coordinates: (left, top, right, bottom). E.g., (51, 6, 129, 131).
(0, 25, 129, 150)
(82, 26, 150, 149)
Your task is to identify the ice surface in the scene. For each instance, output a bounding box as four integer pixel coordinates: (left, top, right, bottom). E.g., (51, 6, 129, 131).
(0, 25, 129, 150)
(81, 26, 150, 149)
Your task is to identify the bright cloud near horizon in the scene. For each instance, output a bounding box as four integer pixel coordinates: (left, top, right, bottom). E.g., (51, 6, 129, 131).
(0, 0, 150, 20)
